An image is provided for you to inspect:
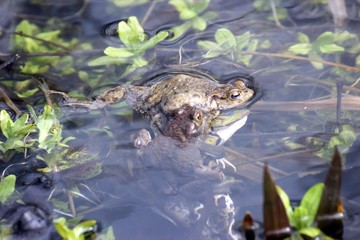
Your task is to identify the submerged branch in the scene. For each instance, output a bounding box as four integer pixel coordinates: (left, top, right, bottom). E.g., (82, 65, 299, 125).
(252, 95, 360, 111)
(242, 51, 360, 72)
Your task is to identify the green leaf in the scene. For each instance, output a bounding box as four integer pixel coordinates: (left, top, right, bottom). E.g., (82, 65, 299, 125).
(136, 30, 169, 52)
(170, 21, 192, 40)
(293, 206, 309, 230)
(73, 220, 96, 237)
(0, 174, 16, 203)
(276, 185, 294, 225)
(118, 17, 147, 49)
(215, 28, 236, 48)
(180, 8, 197, 20)
(298, 227, 323, 238)
(198, 40, 223, 58)
(299, 183, 324, 227)
(169, 0, 188, 13)
(288, 43, 312, 55)
(0, 110, 13, 139)
(308, 51, 324, 69)
(192, 17, 207, 31)
(88, 56, 129, 66)
(297, 32, 310, 43)
(235, 32, 251, 50)
(104, 47, 135, 57)
(316, 31, 335, 45)
(131, 56, 148, 68)
(319, 44, 344, 54)
(37, 105, 55, 145)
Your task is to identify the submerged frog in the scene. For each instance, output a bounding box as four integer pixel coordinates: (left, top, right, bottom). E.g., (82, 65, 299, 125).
(58, 73, 255, 141)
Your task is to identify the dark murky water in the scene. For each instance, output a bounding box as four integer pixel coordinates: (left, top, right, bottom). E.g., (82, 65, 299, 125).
(1, 0, 360, 239)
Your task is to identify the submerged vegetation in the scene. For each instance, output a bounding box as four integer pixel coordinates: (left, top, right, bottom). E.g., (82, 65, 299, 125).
(0, 0, 359, 239)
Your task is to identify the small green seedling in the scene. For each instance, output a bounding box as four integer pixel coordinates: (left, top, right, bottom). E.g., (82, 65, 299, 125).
(277, 183, 333, 239)
(89, 16, 168, 77)
(0, 174, 16, 204)
(54, 218, 97, 240)
(169, 0, 216, 39)
(198, 28, 270, 66)
(288, 31, 355, 69)
(315, 124, 356, 161)
(0, 110, 35, 154)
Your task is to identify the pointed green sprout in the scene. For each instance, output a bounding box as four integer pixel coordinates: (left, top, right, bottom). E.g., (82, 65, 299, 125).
(277, 183, 324, 238)
(0, 110, 35, 153)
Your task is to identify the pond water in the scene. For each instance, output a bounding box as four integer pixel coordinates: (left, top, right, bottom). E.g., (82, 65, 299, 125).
(1, 0, 360, 239)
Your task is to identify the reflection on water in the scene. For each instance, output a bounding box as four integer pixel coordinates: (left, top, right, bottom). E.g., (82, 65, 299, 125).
(1, 0, 360, 239)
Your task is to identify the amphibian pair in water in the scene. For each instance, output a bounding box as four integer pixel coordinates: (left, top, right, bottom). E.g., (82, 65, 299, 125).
(57, 73, 256, 143)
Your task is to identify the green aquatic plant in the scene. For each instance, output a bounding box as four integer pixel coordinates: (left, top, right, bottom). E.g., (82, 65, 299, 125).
(0, 105, 74, 167)
(0, 110, 35, 155)
(0, 174, 16, 204)
(315, 124, 357, 161)
(54, 218, 97, 240)
(89, 16, 168, 77)
(13, 20, 78, 74)
(253, 0, 288, 22)
(277, 183, 324, 232)
(169, 0, 216, 39)
(288, 31, 356, 69)
(198, 28, 270, 66)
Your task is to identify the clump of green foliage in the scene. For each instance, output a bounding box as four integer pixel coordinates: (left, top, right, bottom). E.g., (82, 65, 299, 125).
(169, 0, 216, 39)
(54, 218, 97, 240)
(0, 174, 16, 204)
(89, 16, 168, 77)
(277, 183, 325, 239)
(288, 31, 357, 69)
(315, 124, 356, 161)
(0, 106, 74, 169)
(198, 28, 270, 66)
(13, 20, 79, 74)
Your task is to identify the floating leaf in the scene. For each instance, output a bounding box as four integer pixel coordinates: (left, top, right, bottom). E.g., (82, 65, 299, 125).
(297, 32, 310, 43)
(300, 183, 324, 228)
(319, 44, 344, 54)
(0, 174, 16, 203)
(288, 43, 312, 55)
(104, 47, 135, 57)
(215, 28, 236, 48)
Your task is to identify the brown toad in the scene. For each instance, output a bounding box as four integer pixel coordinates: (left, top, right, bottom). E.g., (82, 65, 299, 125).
(58, 73, 255, 140)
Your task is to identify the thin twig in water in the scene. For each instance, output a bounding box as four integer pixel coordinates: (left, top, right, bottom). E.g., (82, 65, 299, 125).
(0, 86, 22, 116)
(141, 0, 158, 25)
(241, 51, 360, 72)
(336, 82, 343, 131)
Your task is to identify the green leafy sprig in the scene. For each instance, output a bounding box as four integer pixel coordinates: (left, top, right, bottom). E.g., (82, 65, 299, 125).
(288, 31, 356, 69)
(169, 0, 216, 39)
(198, 28, 270, 66)
(89, 16, 168, 77)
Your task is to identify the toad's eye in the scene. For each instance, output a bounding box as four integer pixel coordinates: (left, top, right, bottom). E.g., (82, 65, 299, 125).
(228, 89, 242, 100)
